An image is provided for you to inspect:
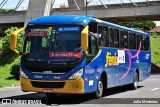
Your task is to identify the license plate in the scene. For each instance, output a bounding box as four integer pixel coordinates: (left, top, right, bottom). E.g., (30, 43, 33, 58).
(42, 89, 53, 93)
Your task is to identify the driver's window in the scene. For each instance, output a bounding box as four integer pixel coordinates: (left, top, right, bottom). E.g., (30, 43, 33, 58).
(88, 36, 98, 56)
(87, 22, 99, 63)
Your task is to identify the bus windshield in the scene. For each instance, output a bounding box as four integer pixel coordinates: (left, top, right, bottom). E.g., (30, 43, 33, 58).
(22, 25, 83, 62)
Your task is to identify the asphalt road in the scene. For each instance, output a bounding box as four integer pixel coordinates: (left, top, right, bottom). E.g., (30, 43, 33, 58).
(0, 74, 160, 107)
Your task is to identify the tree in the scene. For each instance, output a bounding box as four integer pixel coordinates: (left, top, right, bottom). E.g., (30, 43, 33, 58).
(0, 9, 16, 13)
(118, 21, 156, 31)
(0, 27, 24, 65)
(0, 9, 7, 13)
(2, 27, 24, 54)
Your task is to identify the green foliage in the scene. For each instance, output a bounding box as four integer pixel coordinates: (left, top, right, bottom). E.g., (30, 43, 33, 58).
(10, 64, 20, 80)
(0, 9, 16, 13)
(2, 27, 24, 53)
(0, 9, 7, 12)
(10, 58, 20, 80)
(0, 27, 23, 87)
(0, 57, 20, 87)
(0, 27, 24, 65)
(118, 21, 156, 31)
(0, 39, 2, 49)
(7, 9, 16, 12)
(150, 35, 160, 64)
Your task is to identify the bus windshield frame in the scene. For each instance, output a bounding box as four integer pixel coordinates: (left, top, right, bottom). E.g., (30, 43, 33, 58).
(22, 25, 84, 62)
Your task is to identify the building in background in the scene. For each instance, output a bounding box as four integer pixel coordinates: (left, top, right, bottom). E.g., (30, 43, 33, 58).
(149, 26, 160, 35)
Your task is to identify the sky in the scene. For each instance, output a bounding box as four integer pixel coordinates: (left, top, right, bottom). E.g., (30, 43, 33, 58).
(1, 0, 158, 9)
(0, 0, 160, 26)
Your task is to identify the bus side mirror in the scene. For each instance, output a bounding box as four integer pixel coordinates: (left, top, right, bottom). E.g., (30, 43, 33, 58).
(81, 26, 88, 55)
(10, 28, 25, 55)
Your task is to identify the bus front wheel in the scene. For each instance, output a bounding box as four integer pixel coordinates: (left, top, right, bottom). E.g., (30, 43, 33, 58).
(94, 77, 103, 99)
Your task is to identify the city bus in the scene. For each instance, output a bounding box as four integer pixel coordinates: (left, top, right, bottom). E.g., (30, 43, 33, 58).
(10, 15, 151, 98)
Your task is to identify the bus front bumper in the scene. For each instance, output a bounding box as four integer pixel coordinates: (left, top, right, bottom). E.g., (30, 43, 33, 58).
(20, 77, 84, 94)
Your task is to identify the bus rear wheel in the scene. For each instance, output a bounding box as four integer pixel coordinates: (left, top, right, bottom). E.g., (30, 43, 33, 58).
(130, 72, 138, 90)
(94, 77, 103, 99)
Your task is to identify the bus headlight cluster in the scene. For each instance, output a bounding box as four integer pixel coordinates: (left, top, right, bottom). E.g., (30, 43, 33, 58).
(20, 69, 28, 78)
(68, 68, 83, 79)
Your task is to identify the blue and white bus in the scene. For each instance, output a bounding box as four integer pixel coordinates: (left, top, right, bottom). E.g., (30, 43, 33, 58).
(10, 15, 151, 98)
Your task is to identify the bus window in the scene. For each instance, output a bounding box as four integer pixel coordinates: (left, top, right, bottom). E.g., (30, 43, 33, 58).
(128, 33, 132, 49)
(119, 30, 124, 48)
(142, 36, 149, 51)
(87, 34, 99, 63)
(132, 33, 136, 49)
(87, 22, 99, 63)
(137, 35, 142, 50)
(124, 31, 128, 48)
(109, 28, 115, 48)
(97, 25, 105, 47)
(114, 29, 119, 48)
(91, 36, 98, 55)
(23, 38, 31, 53)
(104, 26, 109, 47)
(128, 32, 135, 49)
(24, 36, 48, 52)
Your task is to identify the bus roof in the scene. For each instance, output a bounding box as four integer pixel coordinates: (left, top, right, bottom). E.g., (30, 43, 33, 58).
(28, 15, 149, 36)
(28, 15, 94, 25)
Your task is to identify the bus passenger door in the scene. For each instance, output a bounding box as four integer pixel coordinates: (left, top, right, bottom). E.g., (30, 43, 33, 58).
(85, 22, 101, 92)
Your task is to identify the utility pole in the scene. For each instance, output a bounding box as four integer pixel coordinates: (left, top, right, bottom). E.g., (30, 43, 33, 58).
(85, 0, 92, 16)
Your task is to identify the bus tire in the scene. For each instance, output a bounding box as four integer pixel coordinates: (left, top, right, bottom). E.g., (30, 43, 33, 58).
(130, 72, 138, 90)
(94, 77, 103, 99)
(46, 93, 57, 98)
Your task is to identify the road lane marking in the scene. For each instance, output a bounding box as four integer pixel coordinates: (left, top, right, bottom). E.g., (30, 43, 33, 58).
(147, 79, 159, 81)
(0, 86, 20, 91)
(151, 88, 159, 91)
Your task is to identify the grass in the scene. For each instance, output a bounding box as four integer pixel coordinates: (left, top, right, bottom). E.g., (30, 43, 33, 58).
(150, 35, 160, 65)
(0, 37, 20, 87)
(0, 59, 20, 87)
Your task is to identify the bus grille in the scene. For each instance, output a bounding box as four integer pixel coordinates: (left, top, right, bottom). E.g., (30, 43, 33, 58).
(31, 81, 65, 88)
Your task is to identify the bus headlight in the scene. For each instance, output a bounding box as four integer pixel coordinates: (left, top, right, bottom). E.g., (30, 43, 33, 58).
(68, 68, 83, 79)
(20, 69, 28, 78)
